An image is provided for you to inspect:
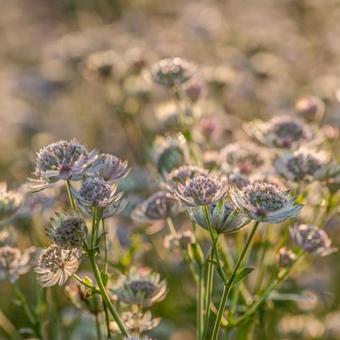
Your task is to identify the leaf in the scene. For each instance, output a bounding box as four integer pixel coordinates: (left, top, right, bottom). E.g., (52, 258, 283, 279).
(232, 267, 254, 285)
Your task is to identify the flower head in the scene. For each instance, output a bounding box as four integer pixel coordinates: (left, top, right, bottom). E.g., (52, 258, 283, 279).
(111, 310, 160, 335)
(275, 149, 339, 182)
(295, 95, 325, 122)
(90, 153, 129, 183)
(227, 173, 251, 189)
(174, 175, 228, 207)
(220, 143, 264, 174)
(35, 245, 81, 287)
(0, 183, 23, 221)
(83, 50, 118, 80)
(132, 191, 180, 223)
(231, 180, 302, 223)
(0, 246, 35, 283)
(290, 224, 337, 256)
(151, 57, 194, 87)
(46, 212, 87, 248)
(247, 116, 312, 149)
(189, 200, 249, 233)
(164, 230, 195, 251)
(112, 267, 167, 307)
(277, 247, 297, 268)
(31, 139, 97, 191)
(72, 177, 123, 208)
(165, 165, 209, 186)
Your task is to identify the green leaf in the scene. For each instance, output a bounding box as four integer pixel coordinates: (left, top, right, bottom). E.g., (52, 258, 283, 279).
(232, 267, 254, 285)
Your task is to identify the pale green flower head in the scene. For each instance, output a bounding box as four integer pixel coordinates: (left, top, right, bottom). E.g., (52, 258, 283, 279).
(189, 200, 249, 234)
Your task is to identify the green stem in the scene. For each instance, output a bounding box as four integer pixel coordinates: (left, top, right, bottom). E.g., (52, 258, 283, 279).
(197, 267, 204, 340)
(211, 221, 260, 340)
(166, 217, 177, 235)
(103, 300, 112, 339)
(66, 180, 77, 210)
(95, 312, 102, 340)
(102, 219, 109, 276)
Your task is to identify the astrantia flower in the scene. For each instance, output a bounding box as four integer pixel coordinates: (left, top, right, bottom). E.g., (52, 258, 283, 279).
(0, 246, 35, 283)
(111, 310, 160, 335)
(30, 139, 97, 191)
(71, 177, 123, 208)
(89, 153, 129, 183)
(277, 247, 297, 268)
(131, 191, 180, 223)
(290, 224, 337, 256)
(275, 149, 339, 182)
(164, 230, 195, 251)
(189, 200, 249, 233)
(46, 212, 87, 248)
(227, 172, 250, 189)
(231, 180, 302, 223)
(247, 116, 312, 149)
(165, 165, 208, 186)
(151, 57, 194, 87)
(0, 183, 23, 221)
(220, 143, 264, 174)
(153, 136, 186, 174)
(112, 267, 167, 307)
(174, 175, 228, 207)
(35, 245, 81, 287)
(83, 50, 118, 80)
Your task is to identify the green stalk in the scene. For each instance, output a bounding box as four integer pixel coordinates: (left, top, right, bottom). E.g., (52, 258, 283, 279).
(197, 267, 204, 340)
(66, 180, 77, 210)
(95, 312, 102, 340)
(211, 221, 260, 340)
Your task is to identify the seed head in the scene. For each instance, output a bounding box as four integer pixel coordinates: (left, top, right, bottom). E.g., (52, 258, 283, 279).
(290, 224, 337, 256)
(231, 180, 302, 223)
(35, 245, 81, 287)
(47, 212, 87, 248)
(151, 57, 194, 87)
(0, 246, 35, 283)
(132, 191, 180, 223)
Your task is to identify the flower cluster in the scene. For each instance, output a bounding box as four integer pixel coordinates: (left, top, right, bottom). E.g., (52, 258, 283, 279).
(0, 183, 23, 221)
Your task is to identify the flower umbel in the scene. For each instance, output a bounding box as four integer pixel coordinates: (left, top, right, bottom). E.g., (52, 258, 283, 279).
(30, 139, 97, 191)
(189, 200, 249, 234)
(35, 245, 81, 287)
(151, 57, 194, 87)
(290, 224, 337, 256)
(231, 180, 302, 223)
(132, 191, 180, 223)
(46, 212, 87, 248)
(174, 175, 228, 207)
(112, 267, 167, 307)
(277, 247, 297, 268)
(164, 230, 195, 251)
(0, 246, 35, 283)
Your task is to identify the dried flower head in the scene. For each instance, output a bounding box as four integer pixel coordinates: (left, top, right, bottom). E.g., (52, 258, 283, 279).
(31, 139, 97, 191)
(295, 95, 325, 122)
(0, 183, 23, 221)
(277, 247, 297, 268)
(72, 177, 123, 208)
(0, 246, 35, 283)
(220, 143, 264, 174)
(290, 224, 337, 256)
(164, 230, 195, 251)
(111, 310, 160, 335)
(189, 200, 249, 233)
(35, 245, 81, 287)
(112, 267, 167, 307)
(151, 57, 194, 87)
(153, 136, 186, 174)
(83, 50, 118, 80)
(275, 149, 339, 182)
(90, 153, 129, 183)
(174, 175, 228, 207)
(132, 191, 180, 223)
(231, 180, 302, 223)
(46, 212, 87, 248)
(247, 116, 312, 149)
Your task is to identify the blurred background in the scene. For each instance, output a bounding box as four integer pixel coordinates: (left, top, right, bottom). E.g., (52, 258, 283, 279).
(1, 0, 340, 339)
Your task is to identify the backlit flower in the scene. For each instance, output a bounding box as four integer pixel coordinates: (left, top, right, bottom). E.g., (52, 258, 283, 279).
(35, 245, 81, 287)
(231, 180, 302, 223)
(164, 230, 195, 251)
(277, 247, 297, 268)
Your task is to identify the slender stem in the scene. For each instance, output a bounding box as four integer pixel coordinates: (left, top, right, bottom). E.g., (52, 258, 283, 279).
(197, 267, 204, 340)
(95, 312, 102, 340)
(66, 180, 77, 210)
(166, 217, 177, 235)
(91, 207, 98, 249)
(102, 219, 109, 276)
(103, 300, 112, 339)
(13, 283, 42, 339)
(211, 221, 260, 340)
